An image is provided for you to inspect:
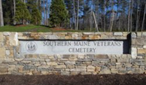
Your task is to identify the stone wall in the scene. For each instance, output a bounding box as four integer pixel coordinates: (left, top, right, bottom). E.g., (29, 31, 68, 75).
(0, 32, 146, 75)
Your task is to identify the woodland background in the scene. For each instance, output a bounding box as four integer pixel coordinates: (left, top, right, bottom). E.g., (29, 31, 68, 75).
(0, 0, 146, 32)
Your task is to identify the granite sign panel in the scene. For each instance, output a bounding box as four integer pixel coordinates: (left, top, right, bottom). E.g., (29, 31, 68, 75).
(20, 40, 123, 55)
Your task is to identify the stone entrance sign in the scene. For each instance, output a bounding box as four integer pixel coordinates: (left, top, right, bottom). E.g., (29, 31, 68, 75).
(20, 40, 123, 55)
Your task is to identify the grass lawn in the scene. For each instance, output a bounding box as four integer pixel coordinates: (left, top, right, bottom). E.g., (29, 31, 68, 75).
(1, 25, 146, 32)
(1, 25, 140, 32)
(0, 25, 52, 32)
(0, 25, 83, 32)
(0, 25, 98, 32)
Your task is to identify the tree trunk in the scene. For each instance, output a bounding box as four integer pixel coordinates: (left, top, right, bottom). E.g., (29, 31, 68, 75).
(46, 0, 49, 26)
(89, 13, 91, 31)
(38, 0, 42, 10)
(118, 20, 121, 31)
(0, 0, 4, 26)
(130, 0, 133, 32)
(136, 0, 140, 32)
(109, 1, 114, 32)
(141, 4, 146, 32)
(92, 11, 98, 32)
(22, 19, 26, 25)
(117, 1, 121, 31)
(39, 0, 42, 24)
(36, 0, 39, 5)
(76, 0, 79, 30)
(13, 0, 16, 25)
(128, 0, 131, 32)
(43, 0, 46, 25)
(23, 0, 26, 3)
(92, 0, 99, 32)
(103, 0, 106, 32)
(73, 0, 76, 29)
(109, 9, 114, 32)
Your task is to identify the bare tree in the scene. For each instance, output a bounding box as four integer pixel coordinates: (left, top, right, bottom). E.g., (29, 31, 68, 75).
(89, 12, 92, 31)
(76, 0, 79, 30)
(130, 0, 133, 32)
(39, 0, 42, 11)
(36, 0, 39, 4)
(92, 11, 98, 31)
(46, 0, 49, 26)
(109, 0, 115, 32)
(117, 0, 121, 31)
(0, 0, 4, 26)
(39, 0, 42, 24)
(136, 0, 140, 32)
(43, 0, 46, 25)
(73, 0, 76, 29)
(128, 0, 131, 32)
(103, 0, 106, 32)
(13, 0, 16, 25)
(92, 0, 99, 32)
(23, 0, 26, 3)
(141, 3, 146, 32)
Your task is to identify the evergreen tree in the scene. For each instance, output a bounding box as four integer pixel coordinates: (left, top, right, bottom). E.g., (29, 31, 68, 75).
(31, 6, 41, 25)
(2, 0, 17, 25)
(26, 0, 42, 25)
(64, 0, 73, 28)
(15, 0, 31, 25)
(49, 0, 69, 27)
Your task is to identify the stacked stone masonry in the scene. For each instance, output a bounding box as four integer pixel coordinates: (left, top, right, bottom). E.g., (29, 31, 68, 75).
(0, 32, 146, 75)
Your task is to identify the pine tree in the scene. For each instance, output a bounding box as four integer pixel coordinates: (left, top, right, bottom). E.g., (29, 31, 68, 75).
(64, 0, 74, 29)
(31, 6, 41, 25)
(2, 0, 16, 25)
(15, 0, 31, 25)
(49, 0, 69, 27)
(26, 0, 42, 25)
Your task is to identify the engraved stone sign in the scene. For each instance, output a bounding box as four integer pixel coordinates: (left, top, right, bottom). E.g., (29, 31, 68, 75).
(20, 40, 124, 55)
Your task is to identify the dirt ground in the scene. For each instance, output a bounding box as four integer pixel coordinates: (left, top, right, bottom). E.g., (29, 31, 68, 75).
(0, 74, 146, 85)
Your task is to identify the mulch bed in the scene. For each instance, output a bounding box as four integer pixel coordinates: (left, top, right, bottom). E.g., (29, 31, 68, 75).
(51, 27, 73, 31)
(15, 25, 27, 27)
(0, 74, 146, 85)
(51, 28, 66, 31)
